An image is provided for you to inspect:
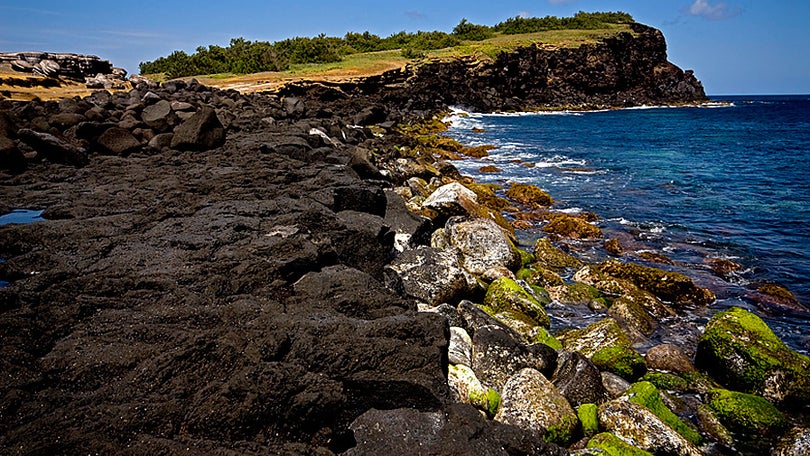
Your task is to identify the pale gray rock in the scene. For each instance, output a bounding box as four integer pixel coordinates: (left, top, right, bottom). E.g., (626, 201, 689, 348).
(472, 326, 556, 392)
(445, 217, 520, 275)
(422, 182, 478, 217)
(601, 371, 631, 398)
(449, 326, 473, 367)
(384, 246, 469, 306)
(598, 399, 702, 456)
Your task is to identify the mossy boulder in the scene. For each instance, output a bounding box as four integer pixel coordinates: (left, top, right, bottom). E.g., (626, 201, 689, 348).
(559, 318, 631, 358)
(531, 326, 563, 350)
(547, 282, 609, 309)
(542, 213, 603, 239)
(598, 400, 703, 456)
(597, 259, 715, 306)
(705, 388, 789, 438)
(607, 295, 658, 336)
(578, 403, 600, 437)
(505, 183, 554, 207)
(641, 371, 689, 393)
(533, 237, 583, 270)
(465, 182, 509, 211)
(624, 382, 702, 445)
(592, 346, 647, 382)
(695, 306, 810, 406)
(484, 277, 550, 328)
(520, 265, 565, 288)
(586, 432, 653, 456)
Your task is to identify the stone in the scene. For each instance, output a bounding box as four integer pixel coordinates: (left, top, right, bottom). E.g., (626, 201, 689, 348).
(448, 364, 499, 416)
(484, 277, 550, 328)
(444, 217, 520, 275)
(598, 400, 703, 456)
(49, 113, 86, 129)
(577, 404, 599, 438)
(695, 306, 810, 406)
(170, 100, 194, 112)
(147, 133, 173, 150)
(141, 99, 175, 131)
(96, 127, 141, 155)
(591, 346, 647, 382)
(448, 326, 473, 366)
(597, 259, 715, 306)
(607, 295, 658, 336)
(542, 213, 603, 239)
(696, 404, 734, 448)
(602, 372, 631, 398)
(170, 106, 225, 151)
(533, 238, 583, 270)
(494, 368, 578, 445)
(645, 344, 695, 374)
(704, 388, 788, 438)
(552, 351, 610, 407)
(472, 326, 557, 392)
(623, 382, 702, 445)
(422, 182, 479, 217)
(505, 183, 554, 207)
(384, 246, 470, 306)
(17, 128, 88, 166)
(559, 318, 632, 358)
(605, 238, 624, 256)
(0, 136, 26, 172)
(282, 97, 306, 117)
(384, 189, 433, 251)
(772, 426, 810, 456)
(456, 300, 522, 340)
(586, 433, 653, 456)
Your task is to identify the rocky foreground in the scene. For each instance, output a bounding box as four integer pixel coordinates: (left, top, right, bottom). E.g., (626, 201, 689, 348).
(1, 24, 808, 455)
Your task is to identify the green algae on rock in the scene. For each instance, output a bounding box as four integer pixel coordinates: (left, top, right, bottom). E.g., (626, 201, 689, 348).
(591, 346, 647, 382)
(598, 400, 703, 456)
(484, 277, 550, 328)
(586, 432, 654, 456)
(624, 381, 702, 446)
(578, 403, 600, 437)
(505, 183, 554, 207)
(597, 259, 715, 306)
(695, 306, 810, 407)
(533, 237, 583, 270)
(705, 388, 789, 438)
(542, 212, 603, 239)
(560, 317, 632, 358)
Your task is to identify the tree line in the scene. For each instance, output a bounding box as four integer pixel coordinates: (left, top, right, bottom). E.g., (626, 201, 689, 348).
(139, 11, 634, 78)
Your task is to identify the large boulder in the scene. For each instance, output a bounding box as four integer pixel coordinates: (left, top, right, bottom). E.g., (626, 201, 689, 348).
(645, 343, 696, 374)
(17, 128, 88, 166)
(695, 306, 810, 407)
(171, 106, 226, 151)
(421, 182, 479, 217)
(598, 400, 703, 456)
(141, 99, 175, 131)
(384, 246, 470, 306)
(624, 382, 702, 446)
(532, 238, 582, 271)
(96, 127, 141, 155)
(704, 389, 788, 439)
(559, 317, 632, 358)
(472, 326, 557, 392)
(443, 217, 520, 275)
(494, 368, 578, 445)
(551, 351, 610, 407)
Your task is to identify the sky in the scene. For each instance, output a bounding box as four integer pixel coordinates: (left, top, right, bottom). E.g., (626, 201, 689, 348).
(1, 0, 808, 95)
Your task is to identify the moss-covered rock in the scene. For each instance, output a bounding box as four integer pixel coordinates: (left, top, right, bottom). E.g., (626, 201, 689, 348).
(484, 277, 550, 328)
(542, 212, 603, 239)
(533, 237, 583, 270)
(607, 295, 657, 336)
(604, 238, 624, 256)
(547, 282, 609, 310)
(598, 400, 703, 456)
(695, 306, 810, 406)
(505, 183, 554, 207)
(521, 264, 565, 288)
(592, 346, 647, 382)
(531, 326, 563, 350)
(696, 404, 734, 448)
(460, 144, 495, 158)
(597, 259, 715, 306)
(641, 371, 689, 393)
(586, 432, 654, 456)
(559, 318, 632, 358)
(578, 403, 600, 437)
(624, 382, 702, 445)
(464, 182, 509, 211)
(705, 388, 789, 438)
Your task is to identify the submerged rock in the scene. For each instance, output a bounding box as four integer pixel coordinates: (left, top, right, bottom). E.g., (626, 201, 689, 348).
(495, 368, 579, 445)
(695, 306, 810, 407)
(597, 259, 715, 306)
(533, 238, 583, 271)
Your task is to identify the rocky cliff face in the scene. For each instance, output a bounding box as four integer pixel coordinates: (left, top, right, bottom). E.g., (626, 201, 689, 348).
(402, 23, 706, 111)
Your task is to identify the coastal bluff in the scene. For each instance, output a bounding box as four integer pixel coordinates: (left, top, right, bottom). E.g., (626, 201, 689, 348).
(6, 23, 805, 456)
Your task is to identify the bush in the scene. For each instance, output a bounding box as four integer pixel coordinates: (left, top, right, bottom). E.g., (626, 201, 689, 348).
(452, 19, 494, 41)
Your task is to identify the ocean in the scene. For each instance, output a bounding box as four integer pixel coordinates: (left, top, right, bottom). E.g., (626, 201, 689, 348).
(445, 95, 810, 355)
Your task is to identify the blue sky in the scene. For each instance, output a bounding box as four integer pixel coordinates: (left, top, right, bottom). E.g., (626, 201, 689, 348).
(1, 0, 808, 95)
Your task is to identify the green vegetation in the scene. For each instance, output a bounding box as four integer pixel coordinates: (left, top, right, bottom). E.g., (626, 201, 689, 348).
(587, 433, 653, 456)
(140, 11, 634, 78)
(591, 346, 647, 381)
(625, 382, 703, 445)
(705, 389, 788, 437)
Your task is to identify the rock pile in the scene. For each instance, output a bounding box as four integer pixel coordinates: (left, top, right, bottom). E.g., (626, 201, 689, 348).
(1, 52, 130, 89)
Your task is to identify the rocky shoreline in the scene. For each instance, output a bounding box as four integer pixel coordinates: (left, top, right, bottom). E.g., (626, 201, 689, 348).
(1, 25, 808, 455)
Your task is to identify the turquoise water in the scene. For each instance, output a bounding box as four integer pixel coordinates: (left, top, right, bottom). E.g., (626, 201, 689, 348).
(0, 209, 45, 226)
(446, 96, 810, 354)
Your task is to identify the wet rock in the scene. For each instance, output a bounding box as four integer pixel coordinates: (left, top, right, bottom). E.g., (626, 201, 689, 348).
(623, 382, 702, 446)
(602, 372, 631, 398)
(704, 389, 788, 439)
(645, 344, 695, 374)
(559, 317, 632, 358)
(772, 426, 810, 456)
(505, 183, 554, 207)
(696, 404, 734, 448)
(518, 264, 565, 288)
(346, 404, 567, 456)
(542, 213, 603, 240)
(494, 368, 578, 445)
(49, 112, 86, 129)
(597, 259, 715, 306)
(695, 306, 810, 407)
(472, 326, 557, 392)
(607, 295, 658, 336)
(17, 128, 88, 166)
(577, 404, 599, 438)
(552, 351, 610, 407)
(604, 238, 624, 256)
(591, 346, 647, 382)
(598, 399, 702, 456)
(586, 433, 652, 455)
(384, 245, 470, 306)
(533, 238, 583, 271)
(448, 326, 473, 366)
(96, 126, 141, 155)
(444, 217, 520, 275)
(484, 277, 550, 328)
(170, 106, 226, 151)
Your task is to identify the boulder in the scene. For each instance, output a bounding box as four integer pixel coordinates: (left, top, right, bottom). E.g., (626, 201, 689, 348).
(96, 127, 141, 155)
(597, 259, 715, 306)
(456, 300, 523, 340)
(494, 368, 578, 445)
(704, 389, 788, 439)
(422, 182, 479, 217)
(170, 106, 225, 151)
(0, 136, 26, 172)
(607, 295, 658, 336)
(448, 364, 500, 416)
(533, 238, 582, 270)
(772, 426, 810, 456)
(586, 433, 653, 456)
(645, 344, 695, 374)
(484, 277, 550, 328)
(696, 404, 734, 448)
(591, 346, 647, 382)
(577, 404, 600, 438)
(602, 371, 631, 398)
(17, 128, 88, 166)
(384, 246, 470, 306)
(505, 183, 554, 207)
(695, 306, 810, 406)
(598, 400, 703, 456)
(551, 351, 610, 407)
(49, 113, 86, 129)
(559, 317, 632, 358)
(141, 99, 175, 131)
(623, 382, 702, 446)
(346, 404, 567, 456)
(542, 213, 603, 239)
(444, 217, 520, 275)
(448, 326, 473, 367)
(472, 326, 557, 392)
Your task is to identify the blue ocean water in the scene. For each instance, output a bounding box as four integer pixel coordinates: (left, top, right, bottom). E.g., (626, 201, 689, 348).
(446, 95, 810, 354)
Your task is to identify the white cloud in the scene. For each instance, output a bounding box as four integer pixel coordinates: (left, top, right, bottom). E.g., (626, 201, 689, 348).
(687, 0, 741, 20)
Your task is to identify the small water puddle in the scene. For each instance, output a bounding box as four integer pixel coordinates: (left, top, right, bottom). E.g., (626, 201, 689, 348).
(0, 209, 45, 226)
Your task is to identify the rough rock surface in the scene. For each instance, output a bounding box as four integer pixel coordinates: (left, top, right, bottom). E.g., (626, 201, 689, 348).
(444, 216, 520, 275)
(472, 326, 557, 392)
(551, 351, 610, 407)
(598, 400, 703, 456)
(385, 245, 470, 306)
